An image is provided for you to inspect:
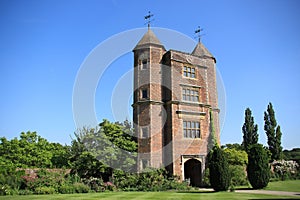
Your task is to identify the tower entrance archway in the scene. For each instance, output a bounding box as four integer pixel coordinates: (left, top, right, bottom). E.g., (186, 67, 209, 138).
(184, 159, 202, 187)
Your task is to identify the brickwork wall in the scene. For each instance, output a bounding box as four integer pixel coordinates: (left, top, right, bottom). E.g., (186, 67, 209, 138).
(164, 50, 219, 179)
(133, 34, 220, 177)
(134, 45, 166, 171)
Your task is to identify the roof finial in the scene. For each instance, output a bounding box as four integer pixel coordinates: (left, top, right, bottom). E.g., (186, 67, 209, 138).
(194, 26, 204, 43)
(144, 11, 154, 29)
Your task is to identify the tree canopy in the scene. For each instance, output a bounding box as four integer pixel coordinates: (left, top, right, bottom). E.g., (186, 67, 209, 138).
(283, 148, 300, 164)
(224, 148, 248, 166)
(0, 131, 70, 169)
(70, 119, 137, 179)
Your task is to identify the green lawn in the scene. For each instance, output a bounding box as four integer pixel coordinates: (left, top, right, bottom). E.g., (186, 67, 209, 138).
(265, 180, 300, 192)
(0, 191, 299, 200)
(1, 180, 300, 200)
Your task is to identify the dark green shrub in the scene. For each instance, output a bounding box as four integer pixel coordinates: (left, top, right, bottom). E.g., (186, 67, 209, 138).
(136, 168, 166, 191)
(7, 188, 19, 195)
(21, 169, 66, 192)
(229, 165, 248, 186)
(104, 182, 116, 191)
(58, 185, 76, 194)
(112, 168, 190, 191)
(137, 168, 190, 191)
(0, 168, 24, 191)
(208, 145, 230, 191)
(0, 185, 10, 195)
(164, 176, 190, 191)
(73, 183, 90, 193)
(35, 169, 64, 190)
(113, 170, 138, 190)
(34, 186, 56, 194)
(202, 168, 210, 187)
(18, 189, 33, 195)
(21, 175, 37, 191)
(82, 177, 104, 192)
(247, 144, 270, 189)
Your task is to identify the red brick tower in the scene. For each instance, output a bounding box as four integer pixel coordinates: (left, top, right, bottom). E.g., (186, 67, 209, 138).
(133, 28, 219, 187)
(133, 28, 166, 171)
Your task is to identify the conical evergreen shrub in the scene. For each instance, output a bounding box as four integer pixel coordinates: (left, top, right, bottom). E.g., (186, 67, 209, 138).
(247, 144, 270, 189)
(208, 145, 230, 191)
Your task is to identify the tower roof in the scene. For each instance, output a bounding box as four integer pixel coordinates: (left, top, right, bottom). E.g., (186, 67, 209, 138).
(191, 42, 216, 62)
(133, 29, 165, 50)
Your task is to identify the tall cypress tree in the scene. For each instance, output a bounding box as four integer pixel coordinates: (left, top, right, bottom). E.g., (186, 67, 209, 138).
(264, 103, 283, 161)
(242, 108, 258, 152)
(274, 125, 283, 159)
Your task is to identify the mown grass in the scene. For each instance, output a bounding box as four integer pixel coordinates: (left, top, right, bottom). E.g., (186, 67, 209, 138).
(265, 180, 300, 192)
(1, 180, 300, 200)
(0, 191, 299, 200)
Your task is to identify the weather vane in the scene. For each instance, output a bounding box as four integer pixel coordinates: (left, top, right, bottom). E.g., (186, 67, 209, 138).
(144, 11, 154, 29)
(194, 26, 204, 42)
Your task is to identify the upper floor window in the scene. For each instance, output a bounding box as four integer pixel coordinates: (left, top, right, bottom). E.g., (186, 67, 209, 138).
(141, 89, 148, 99)
(141, 59, 148, 70)
(140, 159, 149, 171)
(182, 88, 199, 102)
(183, 66, 196, 78)
(183, 121, 200, 138)
(141, 127, 149, 138)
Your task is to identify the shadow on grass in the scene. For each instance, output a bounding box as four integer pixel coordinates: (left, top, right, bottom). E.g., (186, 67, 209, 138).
(176, 190, 217, 194)
(235, 187, 255, 190)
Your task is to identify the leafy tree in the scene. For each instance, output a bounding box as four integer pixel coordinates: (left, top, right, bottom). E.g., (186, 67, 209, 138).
(70, 151, 108, 180)
(70, 119, 137, 181)
(0, 158, 24, 192)
(0, 132, 71, 169)
(221, 143, 243, 151)
(224, 148, 248, 166)
(69, 130, 87, 164)
(0, 132, 51, 168)
(99, 119, 137, 153)
(224, 147, 248, 187)
(247, 144, 270, 189)
(228, 165, 248, 186)
(242, 108, 258, 152)
(82, 120, 137, 172)
(51, 143, 71, 168)
(283, 148, 300, 164)
(0, 157, 17, 175)
(208, 145, 230, 191)
(69, 127, 111, 180)
(264, 103, 283, 161)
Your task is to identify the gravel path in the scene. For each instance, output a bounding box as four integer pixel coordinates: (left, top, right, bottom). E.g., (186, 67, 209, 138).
(199, 188, 300, 197)
(235, 189, 300, 197)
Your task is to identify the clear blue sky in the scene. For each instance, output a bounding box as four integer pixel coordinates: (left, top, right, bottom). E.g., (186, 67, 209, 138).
(0, 0, 299, 149)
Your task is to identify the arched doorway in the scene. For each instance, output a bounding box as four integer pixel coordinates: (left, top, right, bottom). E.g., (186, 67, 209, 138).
(184, 159, 202, 187)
